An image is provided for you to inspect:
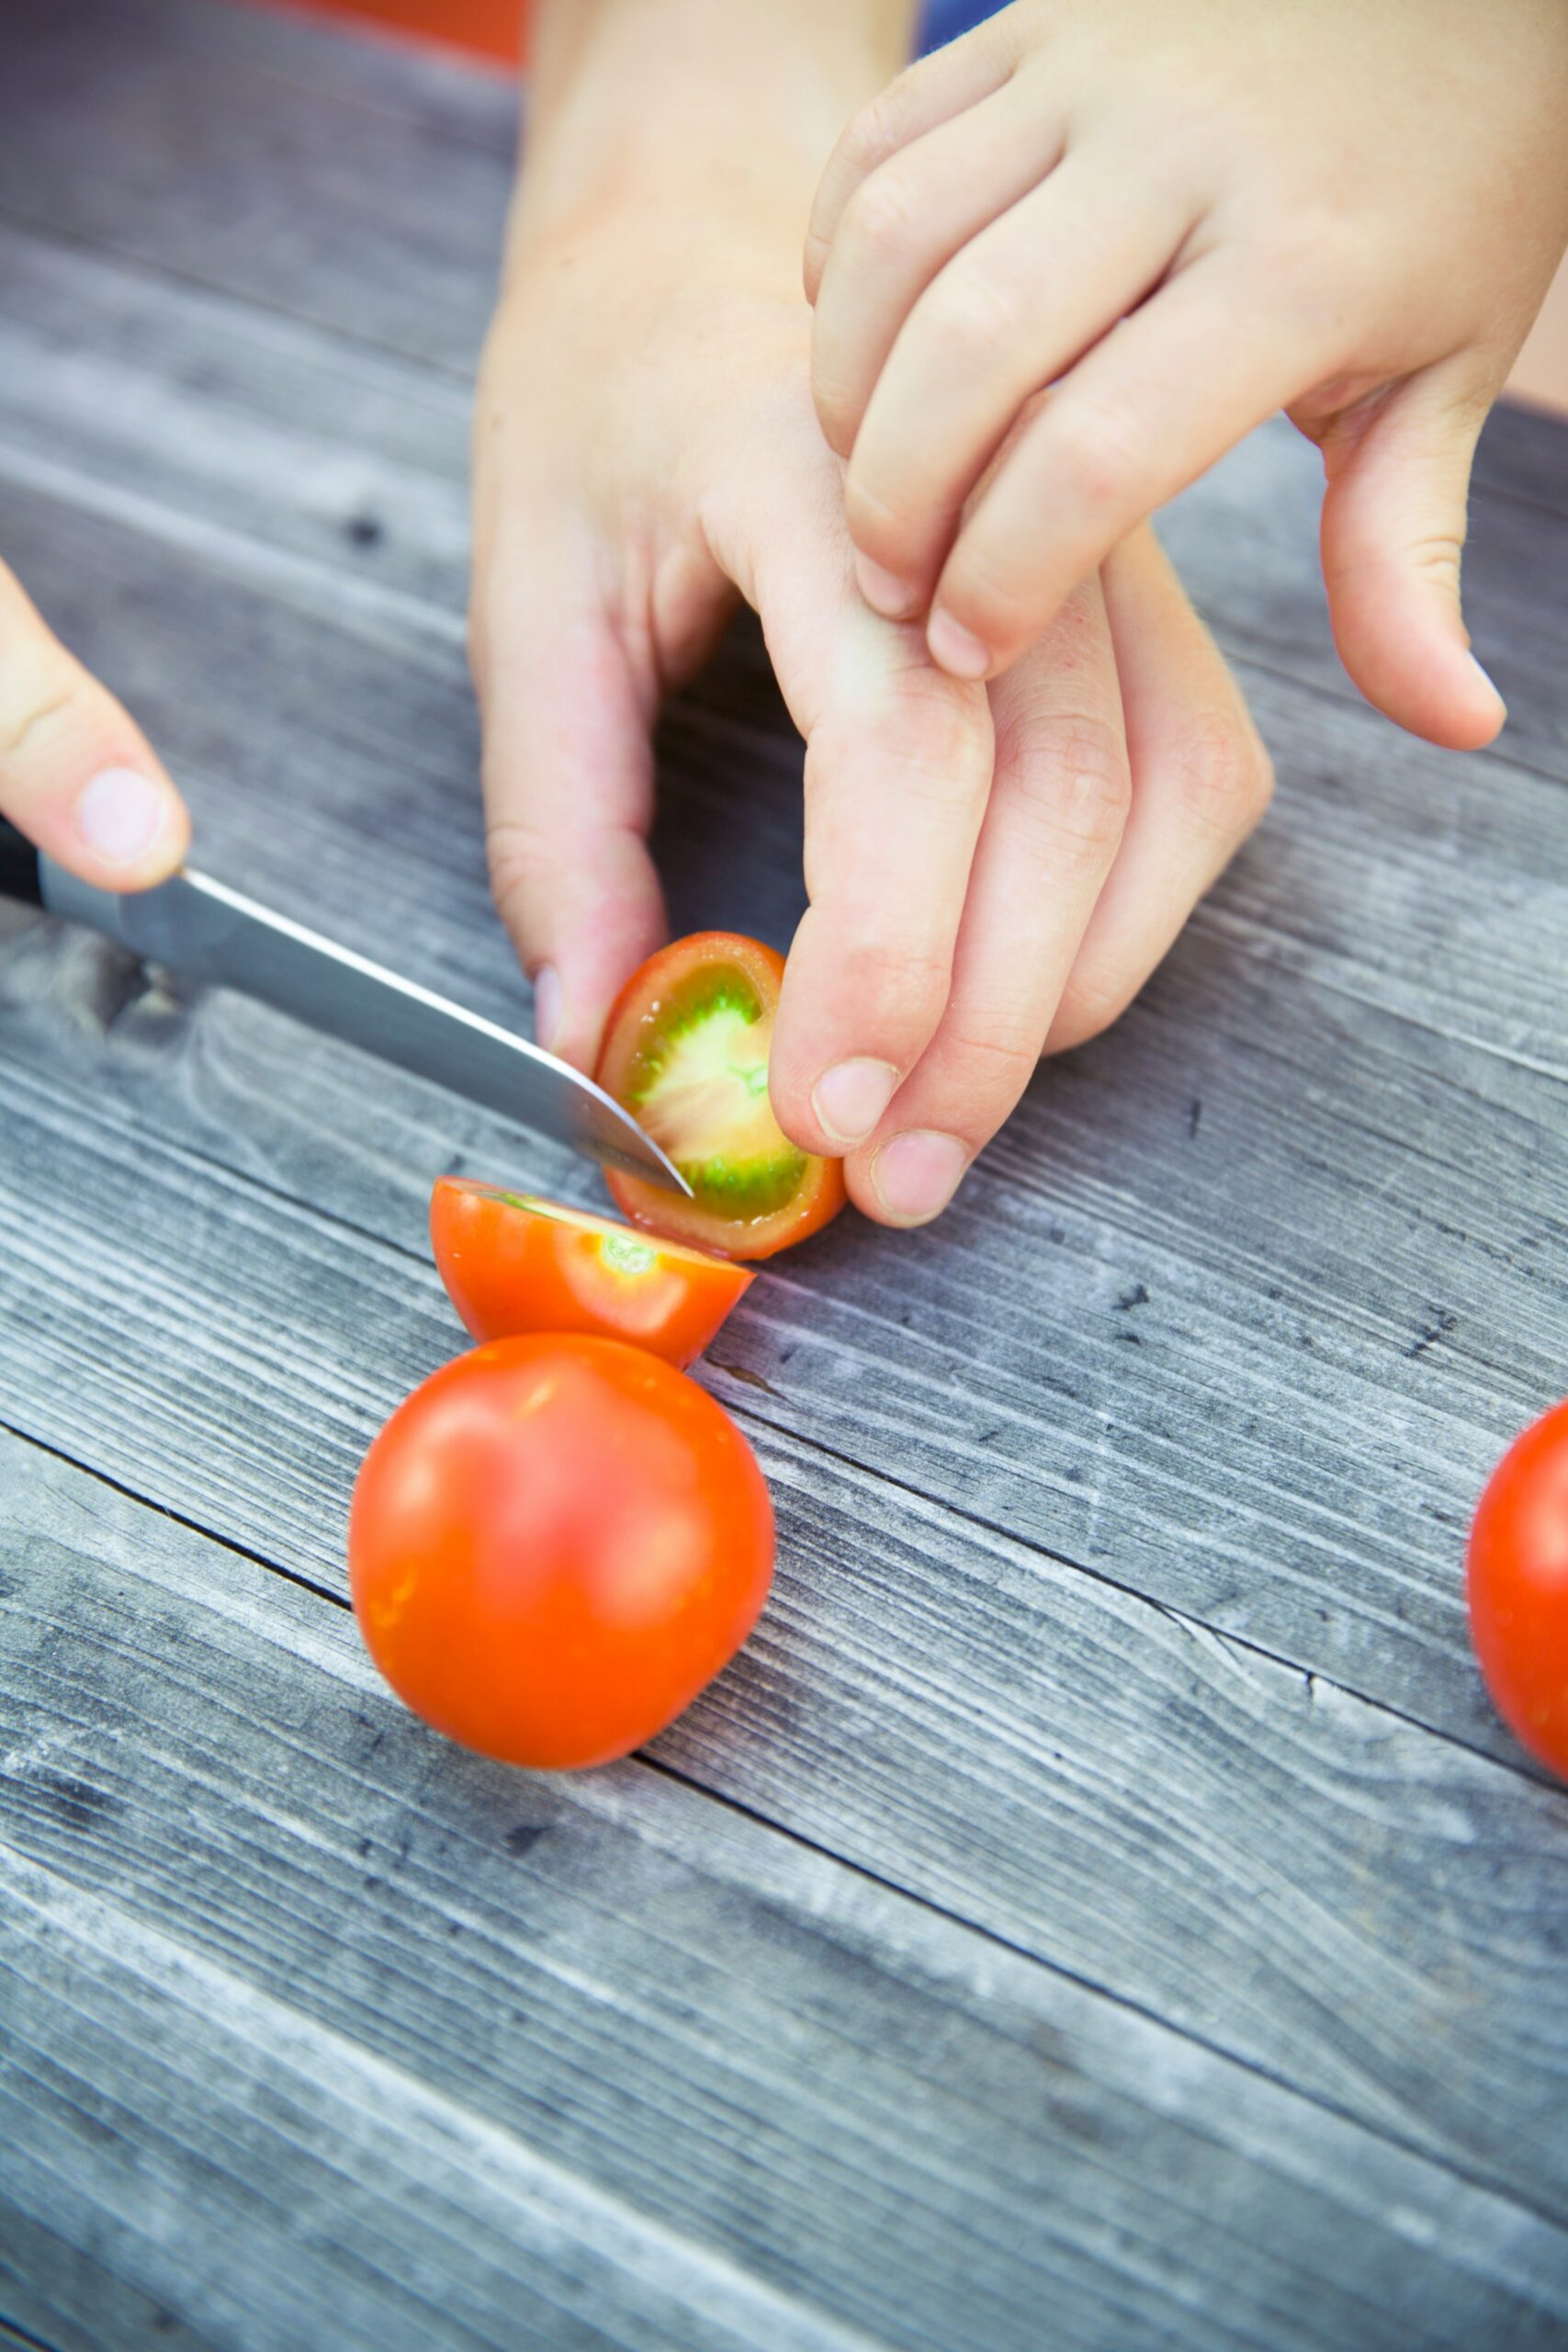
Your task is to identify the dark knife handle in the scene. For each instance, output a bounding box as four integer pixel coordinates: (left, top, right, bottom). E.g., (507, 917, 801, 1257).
(0, 819, 43, 910)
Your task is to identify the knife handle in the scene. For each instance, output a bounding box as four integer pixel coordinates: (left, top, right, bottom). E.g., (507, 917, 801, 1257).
(0, 819, 43, 910)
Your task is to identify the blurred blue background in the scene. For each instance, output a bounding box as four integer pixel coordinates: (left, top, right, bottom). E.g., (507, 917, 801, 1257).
(918, 1, 998, 53)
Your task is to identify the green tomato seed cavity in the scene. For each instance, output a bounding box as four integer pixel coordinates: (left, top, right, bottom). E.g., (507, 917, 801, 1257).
(599, 1231, 660, 1276)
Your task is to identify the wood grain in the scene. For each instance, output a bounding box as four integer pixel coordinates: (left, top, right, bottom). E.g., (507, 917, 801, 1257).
(0, 0, 513, 369)
(5, 1432, 1565, 2352)
(4, 1, 1568, 2340)
(4, 1041, 1568, 2230)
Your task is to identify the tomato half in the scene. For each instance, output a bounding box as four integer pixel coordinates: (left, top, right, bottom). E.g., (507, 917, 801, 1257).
(594, 933, 847, 1261)
(349, 1334, 774, 1770)
(430, 1177, 752, 1368)
(1468, 1397, 1568, 1778)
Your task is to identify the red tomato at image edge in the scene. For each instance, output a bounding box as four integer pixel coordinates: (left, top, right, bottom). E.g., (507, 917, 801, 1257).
(1468, 1397, 1568, 1778)
(349, 1335, 775, 1770)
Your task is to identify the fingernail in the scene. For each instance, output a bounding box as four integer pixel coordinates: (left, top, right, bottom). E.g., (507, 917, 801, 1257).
(73, 766, 168, 866)
(927, 608, 990, 680)
(533, 963, 563, 1052)
(812, 1057, 898, 1148)
(871, 1129, 969, 1225)
(855, 553, 916, 620)
(1467, 650, 1507, 729)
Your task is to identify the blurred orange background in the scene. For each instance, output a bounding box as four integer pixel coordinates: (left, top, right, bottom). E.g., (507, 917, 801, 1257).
(267, 0, 525, 63)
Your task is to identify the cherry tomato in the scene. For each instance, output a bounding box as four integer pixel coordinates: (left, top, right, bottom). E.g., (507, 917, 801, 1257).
(349, 1334, 774, 1770)
(430, 1177, 752, 1369)
(594, 932, 847, 1261)
(1468, 1397, 1568, 1777)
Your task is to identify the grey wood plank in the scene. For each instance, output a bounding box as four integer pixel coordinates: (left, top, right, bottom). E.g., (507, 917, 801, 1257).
(4, 1046, 1568, 2231)
(0, 0, 512, 371)
(1472, 397, 1568, 529)
(0, 218, 471, 613)
(1, 1880, 860, 2352)
(3, 2202, 228, 2352)
(5, 1431, 1565, 2352)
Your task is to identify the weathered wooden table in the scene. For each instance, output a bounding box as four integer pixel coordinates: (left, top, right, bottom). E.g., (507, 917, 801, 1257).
(4, 4, 1568, 2346)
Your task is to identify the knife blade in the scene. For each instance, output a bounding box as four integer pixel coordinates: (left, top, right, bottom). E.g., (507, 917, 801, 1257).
(1, 824, 688, 1193)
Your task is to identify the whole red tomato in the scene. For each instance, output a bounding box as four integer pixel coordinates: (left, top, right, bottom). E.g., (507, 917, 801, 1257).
(1468, 1397, 1568, 1777)
(349, 1334, 775, 1769)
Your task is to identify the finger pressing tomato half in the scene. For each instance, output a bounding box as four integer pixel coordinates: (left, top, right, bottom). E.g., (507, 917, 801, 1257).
(1468, 1397, 1568, 1778)
(430, 1177, 752, 1368)
(595, 932, 847, 1261)
(350, 1334, 775, 1770)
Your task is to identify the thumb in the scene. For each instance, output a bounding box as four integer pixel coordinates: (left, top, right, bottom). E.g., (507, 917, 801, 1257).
(0, 558, 188, 888)
(472, 529, 669, 1070)
(1317, 359, 1506, 752)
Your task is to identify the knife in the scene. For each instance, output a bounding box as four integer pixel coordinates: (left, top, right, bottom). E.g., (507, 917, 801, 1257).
(0, 820, 689, 1193)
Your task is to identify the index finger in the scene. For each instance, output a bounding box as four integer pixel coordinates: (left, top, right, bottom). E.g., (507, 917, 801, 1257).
(803, 21, 1016, 304)
(705, 460, 996, 1159)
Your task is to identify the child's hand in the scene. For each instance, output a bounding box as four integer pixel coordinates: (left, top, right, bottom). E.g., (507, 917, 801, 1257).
(0, 558, 187, 888)
(472, 172, 1269, 1227)
(806, 0, 1568, 749)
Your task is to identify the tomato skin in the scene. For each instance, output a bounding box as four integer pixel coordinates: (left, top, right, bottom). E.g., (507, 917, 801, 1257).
(349, 1335, 775, 1770)
(595, 933, 847, 1262)
(1467, 1398, 1568, 1777)
(429, 1178, 752, 1369)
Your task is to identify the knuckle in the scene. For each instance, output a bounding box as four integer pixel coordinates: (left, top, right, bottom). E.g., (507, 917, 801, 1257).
(842, 469, 903, 548)
(836, 930, 952, 1028)
(811, 659, 992, 801)
(1404, 529, 1467, 594)
(922, 266, 1026, 368)
(940, 543, 1041, 653)
(1162, 707, 1274, 841)
(1046, 390, 1148, 514)
(1256, 206, 1366, 337)
(837, 72, 921, 183)
(1048, 960, 1137, 1055)
(933, 1008, 1041, 1098)
(841, 163, 922, 269)
(0, 651, 82, 769)
(886, 661, 993, 775)
(484, 815, 553, 921)
(1027, 713, 1133, 861)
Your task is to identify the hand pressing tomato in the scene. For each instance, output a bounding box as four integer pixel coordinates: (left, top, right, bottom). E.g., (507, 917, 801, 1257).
(350, 1335, 774, 1770)
(430, 1178, 752, 1368)
(1468, 1399, 1568, 1778)
(595, 933, 846, 1261)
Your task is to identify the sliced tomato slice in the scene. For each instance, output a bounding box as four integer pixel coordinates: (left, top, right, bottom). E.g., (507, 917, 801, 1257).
(430, 1179, 753, 1368)
(593, 933, 847, 1261)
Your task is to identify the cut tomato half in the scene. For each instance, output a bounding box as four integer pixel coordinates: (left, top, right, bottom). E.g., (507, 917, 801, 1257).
(594, 933, 847, 1261)
(430, 1178, 753, 1368)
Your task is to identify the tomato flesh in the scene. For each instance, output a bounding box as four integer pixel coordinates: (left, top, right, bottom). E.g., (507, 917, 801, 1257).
(1468, 1397, 1568, 1778)
(349, 1333, 775, 1770)
(596, 933, 847, 1260)
(430, 1177, 752, 1368)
